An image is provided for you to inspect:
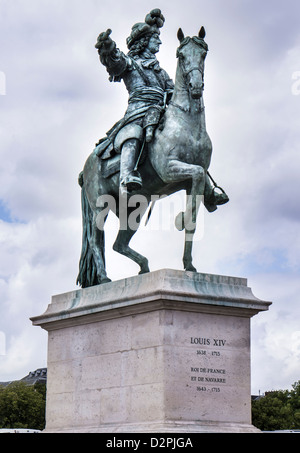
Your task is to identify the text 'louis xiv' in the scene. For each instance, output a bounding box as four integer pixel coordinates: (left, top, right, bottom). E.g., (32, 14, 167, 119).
(190, 337, 226, 347)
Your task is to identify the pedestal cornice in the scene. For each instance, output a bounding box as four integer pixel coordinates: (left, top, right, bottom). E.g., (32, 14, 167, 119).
(31, 269, 271, 331)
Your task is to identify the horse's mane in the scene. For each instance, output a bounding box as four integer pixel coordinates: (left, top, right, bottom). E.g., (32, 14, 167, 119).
(176, 36, 208, 57)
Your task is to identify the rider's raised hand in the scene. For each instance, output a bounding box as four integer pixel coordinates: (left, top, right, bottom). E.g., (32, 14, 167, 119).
(95, 29, 115, 55)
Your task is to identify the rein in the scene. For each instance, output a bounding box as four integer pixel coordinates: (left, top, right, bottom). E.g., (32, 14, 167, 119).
(169, 100, 205, 114)
(184, 67, 203, 77)
(179, 60, 204, 83)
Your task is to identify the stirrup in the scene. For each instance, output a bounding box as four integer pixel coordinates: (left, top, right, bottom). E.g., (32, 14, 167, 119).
(205, 187, 229, 213)
(212, 187, 229, 205)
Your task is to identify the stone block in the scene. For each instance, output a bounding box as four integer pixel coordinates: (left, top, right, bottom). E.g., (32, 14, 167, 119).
(31, 269, 271, 433)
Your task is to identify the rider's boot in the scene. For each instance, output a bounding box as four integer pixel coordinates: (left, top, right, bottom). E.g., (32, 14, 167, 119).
(120, 138, 143, 193)
(204, 175, 229, 212)
(205, 189, 229, 212)
(145, 125, 155, 143)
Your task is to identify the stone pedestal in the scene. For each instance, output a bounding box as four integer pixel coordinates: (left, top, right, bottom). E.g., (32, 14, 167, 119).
(31, 269, 271, 433)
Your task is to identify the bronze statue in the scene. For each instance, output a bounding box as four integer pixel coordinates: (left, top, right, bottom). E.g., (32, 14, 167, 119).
(95, 9, 174, 193)
(77, 9, 229, 287)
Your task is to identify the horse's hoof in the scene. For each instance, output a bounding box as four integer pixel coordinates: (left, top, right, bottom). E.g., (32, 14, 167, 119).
(175, 212, 185, 231)
(184, 264, 197, 272)
(100, 277, 112, 284)
(139, 266, 150, 275)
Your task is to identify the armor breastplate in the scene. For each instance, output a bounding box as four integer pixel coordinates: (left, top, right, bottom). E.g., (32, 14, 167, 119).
(123, 57, 167, 95)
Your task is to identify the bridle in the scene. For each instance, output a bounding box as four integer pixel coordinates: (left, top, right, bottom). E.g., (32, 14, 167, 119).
(169, 36, 207, 113)
(176, 37, 207, 91)
(169, 63, 205, 114)
(184, 67, 204, 89)
(177, 60, 205, 98)
(170, 59, 205, 113)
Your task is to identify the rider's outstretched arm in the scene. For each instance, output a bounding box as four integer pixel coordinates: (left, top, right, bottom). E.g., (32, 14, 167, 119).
(95, 29, 128, 81)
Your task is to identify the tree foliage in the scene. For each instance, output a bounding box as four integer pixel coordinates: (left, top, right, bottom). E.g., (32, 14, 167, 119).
(252, 380, 300, 431)
(0, 381, 46, 430)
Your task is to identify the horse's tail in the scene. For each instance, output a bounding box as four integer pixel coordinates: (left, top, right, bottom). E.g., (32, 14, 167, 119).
(76, 171, 100, 288)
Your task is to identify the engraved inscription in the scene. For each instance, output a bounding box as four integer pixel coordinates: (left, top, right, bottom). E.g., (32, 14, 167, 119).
(191, 337, 226, 347)
(189, 336, 228, 393)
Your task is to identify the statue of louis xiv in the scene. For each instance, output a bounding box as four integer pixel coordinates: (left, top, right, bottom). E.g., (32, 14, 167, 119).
(94, 9, 174, 193)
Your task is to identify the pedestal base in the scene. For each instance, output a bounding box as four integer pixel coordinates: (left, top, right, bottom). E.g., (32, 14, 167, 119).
(43, 422, 260, 434)
(31, 269, 271, 433)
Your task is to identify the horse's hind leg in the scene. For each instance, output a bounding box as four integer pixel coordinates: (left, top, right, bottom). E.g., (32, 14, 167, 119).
(113, 202, 150, 275)
(90, 212, 111, 284)
(113, 228, 150, 274)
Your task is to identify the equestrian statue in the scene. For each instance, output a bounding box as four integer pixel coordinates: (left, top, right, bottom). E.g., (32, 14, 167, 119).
(77, 9, 229, 287)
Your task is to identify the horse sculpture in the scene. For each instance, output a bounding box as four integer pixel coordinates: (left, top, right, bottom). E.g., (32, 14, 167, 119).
(77, 27, 228, 288)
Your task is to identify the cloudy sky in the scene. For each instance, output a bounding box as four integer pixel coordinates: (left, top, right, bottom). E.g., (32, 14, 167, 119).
(0, 0, 299, 395)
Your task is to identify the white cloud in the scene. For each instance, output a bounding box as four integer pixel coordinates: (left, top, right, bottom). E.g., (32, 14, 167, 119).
(0, 325, 47, 382)
(0, 215, 81, 379)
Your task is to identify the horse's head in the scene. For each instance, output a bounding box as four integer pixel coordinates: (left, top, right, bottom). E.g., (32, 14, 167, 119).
(176, 27, 208, 99)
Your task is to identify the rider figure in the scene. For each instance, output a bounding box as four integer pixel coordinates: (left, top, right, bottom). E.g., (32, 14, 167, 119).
(95, 9, 174, 193)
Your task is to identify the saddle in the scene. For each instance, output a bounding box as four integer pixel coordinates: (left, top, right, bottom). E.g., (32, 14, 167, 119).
(101, 153, 121, 179)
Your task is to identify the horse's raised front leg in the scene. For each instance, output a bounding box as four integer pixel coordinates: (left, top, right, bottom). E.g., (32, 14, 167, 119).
(113, 200, 150, 275)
